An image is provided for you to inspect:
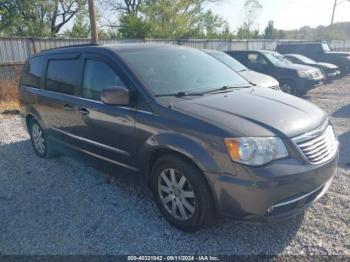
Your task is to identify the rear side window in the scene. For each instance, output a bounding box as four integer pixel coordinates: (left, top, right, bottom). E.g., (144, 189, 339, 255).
(46, 59, 80, 95)
(82, 60, 126, 101)
(22, 56, 45, 88)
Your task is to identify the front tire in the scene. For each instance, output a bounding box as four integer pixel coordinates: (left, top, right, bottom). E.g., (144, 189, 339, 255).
(29, 119, 58, 158)
(280, 80, 297, 96)
(151, 154, 215, 232)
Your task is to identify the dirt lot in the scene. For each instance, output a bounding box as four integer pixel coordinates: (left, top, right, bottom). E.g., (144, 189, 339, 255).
(0, 77, 349, 256)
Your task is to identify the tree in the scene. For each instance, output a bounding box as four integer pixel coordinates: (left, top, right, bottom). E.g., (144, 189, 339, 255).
(236, 0, 262, 39)
(103, 0, 143, 17)
(64, 11, 90, 37)
(141, 0, 225, 38)
(199, 10, 227, 38)
(118, 14, 150, 38)
(264, 20, 274, 39)
(0, 0, 87, 37)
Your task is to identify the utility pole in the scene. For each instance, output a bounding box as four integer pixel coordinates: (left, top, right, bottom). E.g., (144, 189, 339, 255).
(331, 0, 338, 26)
(88, 0, 99, 44)
(331, 0, 350, 26)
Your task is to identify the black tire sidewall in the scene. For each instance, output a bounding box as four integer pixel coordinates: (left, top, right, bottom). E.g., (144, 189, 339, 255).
(151, 155, 214, 231)
(280, 80, 297, 96)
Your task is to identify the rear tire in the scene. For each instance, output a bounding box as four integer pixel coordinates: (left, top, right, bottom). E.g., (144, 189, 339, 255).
(29, 119, 59, 159)
(280, 80, 297, 96)
(151, 154, 215, 232)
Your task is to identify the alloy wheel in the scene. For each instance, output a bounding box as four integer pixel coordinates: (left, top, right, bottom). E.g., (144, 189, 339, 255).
(31, 123, 46, 155)
(157, 168, 196, 221)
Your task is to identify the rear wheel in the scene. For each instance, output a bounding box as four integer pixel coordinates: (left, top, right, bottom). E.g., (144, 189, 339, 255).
(280, 80, 297, 96)
(151, 154, 215, 232)
(29, 119, 58, 158)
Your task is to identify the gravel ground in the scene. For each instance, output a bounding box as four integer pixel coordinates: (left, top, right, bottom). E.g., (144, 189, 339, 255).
(0, 77, 349, 256)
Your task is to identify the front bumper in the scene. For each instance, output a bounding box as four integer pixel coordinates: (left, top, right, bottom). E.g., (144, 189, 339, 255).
(205, 150, 338, 222)
(295, 78, 324, 94)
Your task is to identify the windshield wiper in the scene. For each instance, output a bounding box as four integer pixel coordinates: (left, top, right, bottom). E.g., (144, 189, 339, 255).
(155, 91, 204, 98)
(205, 85, 252, 94)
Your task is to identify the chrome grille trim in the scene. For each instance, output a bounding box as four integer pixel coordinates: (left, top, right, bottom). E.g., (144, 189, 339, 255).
(293, 125, 338, 165)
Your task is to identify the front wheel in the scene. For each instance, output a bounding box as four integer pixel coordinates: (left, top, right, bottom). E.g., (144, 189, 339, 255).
(151, 154, 215, 232)
(280, 80, 297, 96)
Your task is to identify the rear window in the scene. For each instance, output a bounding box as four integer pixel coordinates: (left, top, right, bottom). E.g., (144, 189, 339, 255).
(22, 56, 46, 88)
(46, 59, 80, 95)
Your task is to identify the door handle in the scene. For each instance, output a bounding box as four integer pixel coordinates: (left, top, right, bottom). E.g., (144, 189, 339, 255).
(79, 107, 89, 115)
(63, 104, 73, 111)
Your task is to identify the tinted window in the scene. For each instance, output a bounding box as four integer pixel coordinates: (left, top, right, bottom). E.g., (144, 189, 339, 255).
(119, 48, 250, 96)
(292, 54, 316, 64)
(22, 56, 45, 88)
(82, 60, 126, 101)
(46, 59, 80, 95)
(248, 53, 268, 65)
(264, 52, 291, 66)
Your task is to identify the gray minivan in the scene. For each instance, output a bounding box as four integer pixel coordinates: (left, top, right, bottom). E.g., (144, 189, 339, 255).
(19, 44, 338, 231)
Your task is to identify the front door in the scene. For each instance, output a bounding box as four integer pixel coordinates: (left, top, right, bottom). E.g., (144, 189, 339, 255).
(73, 56, 137, 171)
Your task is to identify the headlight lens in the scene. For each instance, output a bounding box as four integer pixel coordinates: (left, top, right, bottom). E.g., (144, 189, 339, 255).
(224, 137, 288, 166)
(297, 70, 312, 78)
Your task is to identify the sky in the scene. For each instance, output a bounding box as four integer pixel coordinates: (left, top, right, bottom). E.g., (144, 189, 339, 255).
(209, 0, 350, 32)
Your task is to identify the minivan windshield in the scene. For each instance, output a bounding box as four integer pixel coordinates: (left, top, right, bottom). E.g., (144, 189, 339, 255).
(264, 52, 291, 66)
(206, 51, 247, 72)
(119, 47, 251, 96)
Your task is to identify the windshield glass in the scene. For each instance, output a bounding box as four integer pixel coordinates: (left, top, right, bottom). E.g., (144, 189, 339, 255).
(292, 54, 316, 64)
(264, 52, 291, 66)
(208, 52, 247, 72)
(322, 43, 331, 52)
(119, 47, 250, 96)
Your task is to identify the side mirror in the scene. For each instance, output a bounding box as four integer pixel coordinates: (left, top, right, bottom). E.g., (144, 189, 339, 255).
(101, 87, 130, 106)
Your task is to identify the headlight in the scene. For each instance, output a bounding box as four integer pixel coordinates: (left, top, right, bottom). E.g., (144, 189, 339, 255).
(224, 137, 288, 166)
(297, 70, 312, 78)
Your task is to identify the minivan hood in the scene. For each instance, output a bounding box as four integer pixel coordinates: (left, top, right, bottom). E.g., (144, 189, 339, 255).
(174, 88, 327, 138)
(239, 70, 279, 88)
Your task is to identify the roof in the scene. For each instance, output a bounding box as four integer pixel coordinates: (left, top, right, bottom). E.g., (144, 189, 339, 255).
(34, 43, 191, 57)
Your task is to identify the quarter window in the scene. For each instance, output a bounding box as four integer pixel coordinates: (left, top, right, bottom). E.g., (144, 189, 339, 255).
(46, 59, 80, 95)
(22, 56, 46, 88)
(82, 60, 126, 101)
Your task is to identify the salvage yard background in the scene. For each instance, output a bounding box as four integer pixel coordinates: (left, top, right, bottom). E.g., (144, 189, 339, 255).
(0, 69, 349, 255)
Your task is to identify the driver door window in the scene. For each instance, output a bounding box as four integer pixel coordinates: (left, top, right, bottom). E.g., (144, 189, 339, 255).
(83, 60, 126, 101)
(247, 53, 267, 73)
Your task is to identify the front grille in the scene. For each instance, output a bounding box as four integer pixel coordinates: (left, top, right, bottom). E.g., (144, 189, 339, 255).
(294, 125, 338, 165)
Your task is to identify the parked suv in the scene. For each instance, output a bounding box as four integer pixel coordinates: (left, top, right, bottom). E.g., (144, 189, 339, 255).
(276, 42, 350, 75)
(19, 44, 338, 231)
(226, 50, 325, 96)
(202, 49, 280, 90)
(284, 54, 340, 81)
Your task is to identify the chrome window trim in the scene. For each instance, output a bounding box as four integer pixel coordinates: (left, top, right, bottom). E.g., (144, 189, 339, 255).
(51, 127, 130, 157)
(25, 86, 154, 115)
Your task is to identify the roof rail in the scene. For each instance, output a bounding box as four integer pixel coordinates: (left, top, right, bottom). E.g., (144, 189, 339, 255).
(41, 43, 99, 53)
